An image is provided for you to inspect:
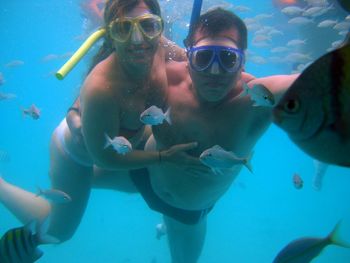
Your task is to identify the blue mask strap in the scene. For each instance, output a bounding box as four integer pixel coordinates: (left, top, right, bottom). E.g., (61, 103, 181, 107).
(189, 0, 203, 33)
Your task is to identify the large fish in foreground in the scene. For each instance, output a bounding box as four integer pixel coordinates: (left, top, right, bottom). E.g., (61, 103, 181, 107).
(337, 0, 350, 12)
(273, 35, 350, 167)
(273, 221, 350, 263)
(0, 219, 59, 263)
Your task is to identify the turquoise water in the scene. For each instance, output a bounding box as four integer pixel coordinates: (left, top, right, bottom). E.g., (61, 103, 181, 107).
(0, 0, 350, 262)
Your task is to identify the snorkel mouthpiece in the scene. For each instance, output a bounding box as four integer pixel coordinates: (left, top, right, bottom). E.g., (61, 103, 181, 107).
(55, 28, 106, 80)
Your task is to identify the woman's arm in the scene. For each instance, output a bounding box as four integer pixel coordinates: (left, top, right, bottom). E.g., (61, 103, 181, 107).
(80, 80, 199, 170)
(66, 97, 83, 143)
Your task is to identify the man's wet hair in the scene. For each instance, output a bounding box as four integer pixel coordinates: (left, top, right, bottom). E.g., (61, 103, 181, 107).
(184, 8, 247, 50)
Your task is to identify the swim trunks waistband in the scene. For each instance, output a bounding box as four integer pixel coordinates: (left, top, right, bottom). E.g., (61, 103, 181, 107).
(129, 168, 213, 225)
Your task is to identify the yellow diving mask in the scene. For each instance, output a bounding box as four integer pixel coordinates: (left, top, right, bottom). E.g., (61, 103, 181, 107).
(55, 14, 163, 80)
(108, 13, 163, 42)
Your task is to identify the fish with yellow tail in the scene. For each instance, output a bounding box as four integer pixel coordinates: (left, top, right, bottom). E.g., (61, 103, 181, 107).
(273, 35, 350, 167)
(0, 218, 59, 263)
(273, 221, 350, 263)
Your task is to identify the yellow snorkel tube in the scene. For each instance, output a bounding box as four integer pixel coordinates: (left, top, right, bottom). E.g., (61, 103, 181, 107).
(55, 28, 106, 80)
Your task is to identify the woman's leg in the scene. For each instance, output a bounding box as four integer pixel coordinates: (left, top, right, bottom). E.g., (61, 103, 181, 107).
(92, 166, 137, 193)
(0, 133, 93, 243)
(47, 133, 93, 242)
(0, 177, 51, 224)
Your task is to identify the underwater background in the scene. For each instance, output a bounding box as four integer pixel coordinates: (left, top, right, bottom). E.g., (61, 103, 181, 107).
(0, 0, 350, 262)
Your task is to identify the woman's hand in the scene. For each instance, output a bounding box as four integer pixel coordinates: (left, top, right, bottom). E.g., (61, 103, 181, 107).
(160, 142, 212, 174)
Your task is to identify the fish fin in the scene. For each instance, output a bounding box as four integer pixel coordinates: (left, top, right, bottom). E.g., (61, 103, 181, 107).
(237, 82, 250, 98)
(212, 168, 223, 176)
(33, 248, 44, 261)
(244, 151, 254, 174)
(25, 220, 36, 234)
(37, 216, 60, 245)
(35, 186, 43, 197)
(38, 234, 60, 245)
(212, 145, 224, 151)
(19, 106, 26, 118)
(103, 133, 111, 149)
(165, 107, 172, 125)
(329, 220, 350, 248)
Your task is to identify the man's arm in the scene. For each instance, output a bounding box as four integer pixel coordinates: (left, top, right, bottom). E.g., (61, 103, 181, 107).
(160, 36, 187, 62)
(246, 74, 299, 105)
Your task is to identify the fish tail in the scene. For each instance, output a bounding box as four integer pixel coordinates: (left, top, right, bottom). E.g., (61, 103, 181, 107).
(237, 82, 250, 98)
(329, 220, 350, 248)
(19, 106, 26, 118)
(36, 216, 60, 245)
(165, 107, 172, 125)
(35, 186, 43, 197)
(103, 133, 111, 149)
(244, 151, 254, 173)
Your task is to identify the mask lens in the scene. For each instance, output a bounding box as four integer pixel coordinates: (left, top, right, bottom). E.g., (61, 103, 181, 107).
(139, 17, 162, 38)
(192, 49, 214, 70)
(110, 20, 132, 41)
(219, 50, 238, 71)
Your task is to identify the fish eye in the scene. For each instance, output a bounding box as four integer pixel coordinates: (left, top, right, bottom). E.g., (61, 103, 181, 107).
(283, 99, 300, 113)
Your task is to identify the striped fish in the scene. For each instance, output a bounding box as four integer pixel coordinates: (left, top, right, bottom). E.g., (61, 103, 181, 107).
(0, 219, 59, 263)
(273, 34, 350, 167)
(337, 0, 350, 12)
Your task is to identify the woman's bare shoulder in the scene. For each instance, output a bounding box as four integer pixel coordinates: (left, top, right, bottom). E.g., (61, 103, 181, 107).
(82, 55, 116, 98)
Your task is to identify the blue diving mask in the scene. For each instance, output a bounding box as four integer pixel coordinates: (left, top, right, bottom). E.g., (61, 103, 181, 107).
(187, 45, 245, 73)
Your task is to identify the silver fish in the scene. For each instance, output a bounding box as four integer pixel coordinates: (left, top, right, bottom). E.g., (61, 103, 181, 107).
(36, 187, 72, 203)
(0, 72, 4, 85)
(155, 223, 167, 240)
(238, 83, 275, 107)
(281, 6, 305, 16)
(292, 173, 303, 189)
(140, 105, 171, 125)
(273, 221, 350, 263)
(273, 36, 350, 167)
(317, 19, 338, 28)
(5, 60, 24, 68)
(104, 133, 132, 155)
(288, 17, 313, 26)
(199, 145, 253, 174)
(21, 104, 40, 120)
(312, 160, 329, 191)
(0, 219, 59, 263)
(0, 92, 16, 101)
(0, 150, 11, 163)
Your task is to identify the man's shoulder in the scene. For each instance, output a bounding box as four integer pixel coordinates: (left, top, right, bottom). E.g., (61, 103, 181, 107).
(166, 61, 189, 86)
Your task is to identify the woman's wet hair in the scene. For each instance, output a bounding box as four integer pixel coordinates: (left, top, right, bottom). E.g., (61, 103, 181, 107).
(184, 8, 247, 51)
(87, 0, 161, 74)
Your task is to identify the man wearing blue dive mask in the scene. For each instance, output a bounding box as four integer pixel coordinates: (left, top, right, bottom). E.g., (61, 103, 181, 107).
(141, 8, 299, 263)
